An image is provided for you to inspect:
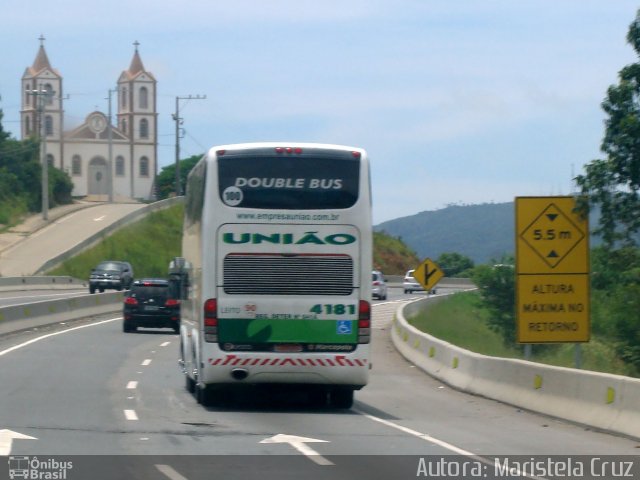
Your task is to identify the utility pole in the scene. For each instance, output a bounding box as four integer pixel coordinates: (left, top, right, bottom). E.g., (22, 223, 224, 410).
(27, 86, 54, 220)
(107, 88, 117, 203)
(173, 94, 206, 196)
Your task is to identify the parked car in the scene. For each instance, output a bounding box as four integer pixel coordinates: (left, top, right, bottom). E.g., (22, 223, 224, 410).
(123, 279, 181, 333)
(372, 270, 388, 300)
(89, 260, 133, 293)
(403, 269, 436, 294)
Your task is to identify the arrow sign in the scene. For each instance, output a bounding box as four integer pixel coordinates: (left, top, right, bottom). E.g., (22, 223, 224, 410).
(413, 258, 444, 292)
(0, 429, 37, 455)
(260, 434, 333, 465)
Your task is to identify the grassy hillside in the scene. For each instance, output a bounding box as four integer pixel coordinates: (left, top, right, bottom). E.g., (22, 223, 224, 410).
(48, 205, 183, 279)
(373, 231, 420, 275)
(48, 205, 418, 278)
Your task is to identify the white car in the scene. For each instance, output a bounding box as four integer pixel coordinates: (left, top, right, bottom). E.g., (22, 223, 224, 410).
(371, 270, 388, 300)
(403, 269, 424, 294)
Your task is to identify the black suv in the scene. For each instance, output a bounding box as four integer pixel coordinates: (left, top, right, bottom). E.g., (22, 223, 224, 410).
(89, 261, 134, 293)
(123, 279, 181, 333)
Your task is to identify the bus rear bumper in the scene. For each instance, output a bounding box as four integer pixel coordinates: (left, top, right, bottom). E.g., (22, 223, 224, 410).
(201, 352, 369, 387)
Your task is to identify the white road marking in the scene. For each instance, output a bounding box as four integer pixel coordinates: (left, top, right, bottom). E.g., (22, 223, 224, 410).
(260, 434, 333, 466)
(0, 429, 37, 456)
(0, 317, 120, 357)
(124, 409, 138, 421)
(93, 215, 106, 222)
(126, 381, 138, 390)
(141, 359, 152, 366)
(354, 410, 546, 479)
(155, 464, 189, 480)
(160, 341, 171, 347)
(355, 408, 475, 456)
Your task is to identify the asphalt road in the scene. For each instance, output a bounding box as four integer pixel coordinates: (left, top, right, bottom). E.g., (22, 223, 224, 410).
(0, 294, 637, 479)
(0, 203, 145, 277)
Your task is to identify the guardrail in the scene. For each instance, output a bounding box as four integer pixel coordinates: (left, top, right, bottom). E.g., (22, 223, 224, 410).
(391, 296, 640, 440)
(0, 291, 123, 335)
(0, 276, 86, 292)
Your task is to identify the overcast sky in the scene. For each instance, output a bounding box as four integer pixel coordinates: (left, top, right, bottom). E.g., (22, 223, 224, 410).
(1, 1, 638, 224)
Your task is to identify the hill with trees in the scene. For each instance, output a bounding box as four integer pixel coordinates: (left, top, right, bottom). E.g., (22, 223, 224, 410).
(0, 109, 73, 227)
(375, 202, 515, 264)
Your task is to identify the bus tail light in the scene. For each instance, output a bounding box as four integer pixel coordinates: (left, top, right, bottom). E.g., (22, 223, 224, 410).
(275, 146, 303, 154)
(204, 298, 218, 342)
(358, 300, 371, 344)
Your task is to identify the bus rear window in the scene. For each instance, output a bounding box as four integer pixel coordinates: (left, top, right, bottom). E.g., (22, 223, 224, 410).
(218, 154, 360, 209)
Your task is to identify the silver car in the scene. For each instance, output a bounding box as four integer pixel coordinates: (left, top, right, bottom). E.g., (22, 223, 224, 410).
(403, 269, 425, 294)
(371, 270, 388, 300)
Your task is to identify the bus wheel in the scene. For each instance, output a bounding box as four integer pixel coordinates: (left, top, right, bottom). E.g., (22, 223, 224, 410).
(329, 388, 354, 409)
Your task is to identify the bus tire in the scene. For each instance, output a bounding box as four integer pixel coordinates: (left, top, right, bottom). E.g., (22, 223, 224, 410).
(185, 374, 196, 394)
(196, 385, 209, 406)
(330, 388, 354, 409)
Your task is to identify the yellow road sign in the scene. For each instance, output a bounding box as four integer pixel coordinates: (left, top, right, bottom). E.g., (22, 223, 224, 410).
(413, 258, 444, 292)
(516, 197, 588, 274)
(515, 196, 590, 343)
(517, 273, 590, 343)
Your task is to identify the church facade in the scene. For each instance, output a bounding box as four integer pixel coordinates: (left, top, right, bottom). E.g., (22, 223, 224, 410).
(20, 39, 158, 201)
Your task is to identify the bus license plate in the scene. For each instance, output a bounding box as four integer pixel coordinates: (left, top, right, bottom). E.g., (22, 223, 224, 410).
(274, 344, 303, 353)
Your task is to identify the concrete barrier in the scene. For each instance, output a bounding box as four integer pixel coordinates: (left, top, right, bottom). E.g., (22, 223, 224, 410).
(0, 276, 86, 292)
(392, 296, 640, 440)
(0, 292, 123, 335)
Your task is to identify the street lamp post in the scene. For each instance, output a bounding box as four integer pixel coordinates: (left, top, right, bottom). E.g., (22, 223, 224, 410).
(172, 94, 206, 196)
(27, 86, 54, 220)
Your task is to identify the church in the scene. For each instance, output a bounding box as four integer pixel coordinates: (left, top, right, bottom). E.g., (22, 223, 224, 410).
(20, 38, 158, 201)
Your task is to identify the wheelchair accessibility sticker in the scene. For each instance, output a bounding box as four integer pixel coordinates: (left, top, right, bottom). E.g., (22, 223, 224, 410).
(336, 320, 352, 335)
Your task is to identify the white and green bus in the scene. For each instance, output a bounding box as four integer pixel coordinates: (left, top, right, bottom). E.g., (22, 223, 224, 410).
(179, 142, 372, 408)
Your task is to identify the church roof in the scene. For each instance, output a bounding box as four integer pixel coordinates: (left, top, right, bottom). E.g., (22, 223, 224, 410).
(128, 49, 145, 76)
(121, 42, 156, 81)
(24, 42, 61, 78)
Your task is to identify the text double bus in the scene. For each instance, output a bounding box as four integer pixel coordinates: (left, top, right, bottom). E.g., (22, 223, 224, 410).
(178, 142, 372, 408)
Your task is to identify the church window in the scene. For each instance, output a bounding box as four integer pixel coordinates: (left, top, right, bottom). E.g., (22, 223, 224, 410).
(45, 115, 54, 136)
(44, 83, 54, 106)
(122, 87, 127, 108)
(139, 156, 149, 177)
(116, 156, 125, 176)
(25, 117, 31, 136)
(25, 85, 31, 106)
(139, 87, 148, 109)
(72, 155, 82, 176)
(121, 118, 127, 135)
(140, 119, 149, 139)
(46, 154, 54, 167)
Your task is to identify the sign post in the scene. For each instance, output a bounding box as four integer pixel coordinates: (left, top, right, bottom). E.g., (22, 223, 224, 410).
(515, 197, 590, 345)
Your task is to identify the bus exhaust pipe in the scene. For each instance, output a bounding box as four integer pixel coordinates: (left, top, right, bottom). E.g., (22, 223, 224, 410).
(231, 368, 249, 381)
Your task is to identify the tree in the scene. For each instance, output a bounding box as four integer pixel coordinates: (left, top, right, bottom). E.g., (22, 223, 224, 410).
(436, 252, 474, 277)
(576, 10, 640, 247)
(471, 263, 516, 345)
(156, 154, 202, 200)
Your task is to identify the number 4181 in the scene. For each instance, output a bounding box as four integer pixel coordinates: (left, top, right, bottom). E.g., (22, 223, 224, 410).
(310, 304, 356, 315)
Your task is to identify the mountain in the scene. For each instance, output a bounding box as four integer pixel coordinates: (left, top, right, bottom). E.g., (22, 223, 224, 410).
(375, 202, 515, 264)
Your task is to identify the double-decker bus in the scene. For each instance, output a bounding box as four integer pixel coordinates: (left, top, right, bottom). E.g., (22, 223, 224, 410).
(178, 142, 372, 408)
